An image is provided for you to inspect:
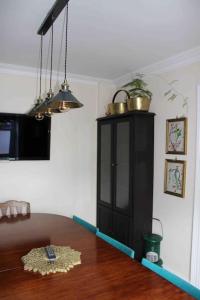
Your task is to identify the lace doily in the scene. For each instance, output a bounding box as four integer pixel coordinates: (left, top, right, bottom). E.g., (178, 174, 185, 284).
(21, 245, 81, 276)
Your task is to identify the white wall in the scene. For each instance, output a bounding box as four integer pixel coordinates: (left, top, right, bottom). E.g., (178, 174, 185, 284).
(113, 63, 200, 280)
(147, 64, 198, 280)
(0, 71, 114, 226)
(97, 81, 116, 116)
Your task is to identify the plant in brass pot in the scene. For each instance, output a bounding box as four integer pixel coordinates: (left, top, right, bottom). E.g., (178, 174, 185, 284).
(122, 74, 152, 112)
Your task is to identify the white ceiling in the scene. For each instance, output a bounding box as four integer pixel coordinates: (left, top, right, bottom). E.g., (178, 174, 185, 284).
(1, 0, 200, 80)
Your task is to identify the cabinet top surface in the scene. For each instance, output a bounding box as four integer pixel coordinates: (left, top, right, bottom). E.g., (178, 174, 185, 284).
(97, 111, 155, 121)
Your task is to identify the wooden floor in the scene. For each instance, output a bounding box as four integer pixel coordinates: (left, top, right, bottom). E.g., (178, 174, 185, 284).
(0, 213, 194, 299)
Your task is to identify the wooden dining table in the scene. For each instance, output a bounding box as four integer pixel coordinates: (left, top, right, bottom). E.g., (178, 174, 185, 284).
(0, 213, 193, 300)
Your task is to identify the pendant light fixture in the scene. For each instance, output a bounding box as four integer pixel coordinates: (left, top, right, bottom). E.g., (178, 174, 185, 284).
(47, 2, 83, 112)
(35, 22, 59, 117)
(29, 34, 44, 121)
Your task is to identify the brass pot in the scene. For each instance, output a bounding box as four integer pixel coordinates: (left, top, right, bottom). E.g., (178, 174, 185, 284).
(127, 96, 151, 112)
(107, 90, 129, 115)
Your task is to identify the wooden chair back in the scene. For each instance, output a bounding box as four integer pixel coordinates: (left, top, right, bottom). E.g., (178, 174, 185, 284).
(0, 200, 30, 218)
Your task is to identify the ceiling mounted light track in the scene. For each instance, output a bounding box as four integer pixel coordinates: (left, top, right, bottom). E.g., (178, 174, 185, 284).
(37, 0, 69, 35)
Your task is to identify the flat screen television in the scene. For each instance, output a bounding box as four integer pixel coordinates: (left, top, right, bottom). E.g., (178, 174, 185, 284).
(0, 113, 51, 160)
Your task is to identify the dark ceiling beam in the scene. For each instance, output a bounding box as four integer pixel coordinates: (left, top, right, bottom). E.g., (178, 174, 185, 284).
(37, 0, 69, 35)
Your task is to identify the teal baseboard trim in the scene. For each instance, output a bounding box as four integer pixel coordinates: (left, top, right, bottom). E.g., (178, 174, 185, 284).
(72, 215, 97, 234)
(142, 258, 200, 299)
(96, 230, 135, 259)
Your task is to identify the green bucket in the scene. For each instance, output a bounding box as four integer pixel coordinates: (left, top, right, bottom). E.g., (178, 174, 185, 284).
(143, 218, 163, 266)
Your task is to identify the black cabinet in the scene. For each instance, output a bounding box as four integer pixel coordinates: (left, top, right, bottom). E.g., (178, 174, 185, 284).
(97, 112, 154, 260)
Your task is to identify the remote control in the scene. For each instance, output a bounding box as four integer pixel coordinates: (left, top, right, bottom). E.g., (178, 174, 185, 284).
(45, 246, 56, 262)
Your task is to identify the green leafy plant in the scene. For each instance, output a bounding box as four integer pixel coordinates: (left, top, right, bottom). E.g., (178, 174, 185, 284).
(123, 74, 152, 99)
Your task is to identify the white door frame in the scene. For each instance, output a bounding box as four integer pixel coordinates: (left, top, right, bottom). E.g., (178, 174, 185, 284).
(190, 85, 200, 287)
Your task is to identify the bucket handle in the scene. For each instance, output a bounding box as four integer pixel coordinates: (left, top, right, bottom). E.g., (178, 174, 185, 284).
(143, 218, 163, 239)
(153, 218, 163, 239)
(112, 89, 130, 103)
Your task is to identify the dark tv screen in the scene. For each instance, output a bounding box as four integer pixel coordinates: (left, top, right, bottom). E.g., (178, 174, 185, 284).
(0, 113, 51, 160)
(0, 130, 11, 155)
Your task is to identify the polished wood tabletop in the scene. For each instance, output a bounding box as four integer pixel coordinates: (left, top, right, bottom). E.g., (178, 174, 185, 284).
(0, 213, 193, 300)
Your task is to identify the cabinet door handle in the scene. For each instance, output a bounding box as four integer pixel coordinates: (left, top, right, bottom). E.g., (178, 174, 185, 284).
(111, 163, 118, 167)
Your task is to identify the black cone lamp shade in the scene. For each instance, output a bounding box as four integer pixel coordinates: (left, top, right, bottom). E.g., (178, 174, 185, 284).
(29, 96, 44, 120)
(35, 89, 60, 116)
(47, 79, 83, 112)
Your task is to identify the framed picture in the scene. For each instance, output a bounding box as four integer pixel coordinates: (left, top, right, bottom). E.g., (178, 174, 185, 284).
(166, 118, 187, 154)
(164, 159, 186, 198)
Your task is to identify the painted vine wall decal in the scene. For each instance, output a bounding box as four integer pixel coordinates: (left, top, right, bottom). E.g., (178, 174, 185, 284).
(159, 76, 189, 110)
(124, 73, 189, 113)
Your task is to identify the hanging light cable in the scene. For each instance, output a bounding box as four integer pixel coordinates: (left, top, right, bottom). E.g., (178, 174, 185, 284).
(39, 35, 43, 105)
(56, 9, 66, 82)
(29, 34, 44, 121)
(47, 2, 83, 112)
(35, 21, 59, 117)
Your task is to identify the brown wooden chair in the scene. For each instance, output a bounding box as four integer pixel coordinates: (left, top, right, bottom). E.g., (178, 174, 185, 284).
(0, 200, 30, 218)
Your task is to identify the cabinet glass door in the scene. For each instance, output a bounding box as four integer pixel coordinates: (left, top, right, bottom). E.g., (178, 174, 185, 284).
(115, 120, 130, 211)
(99, 123, 112, 205)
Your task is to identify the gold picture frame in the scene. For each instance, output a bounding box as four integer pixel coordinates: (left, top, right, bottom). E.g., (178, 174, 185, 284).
(166, 117, 187, 154)
(164, 159, 186, 198)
